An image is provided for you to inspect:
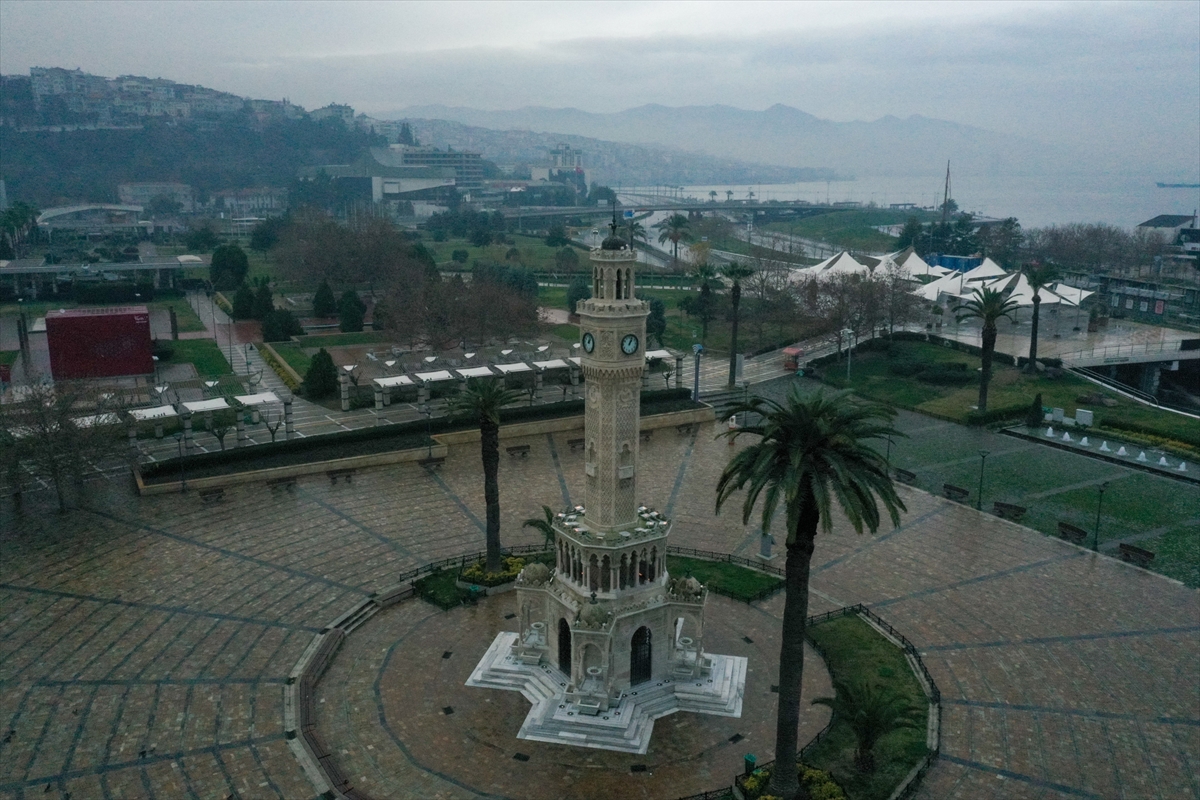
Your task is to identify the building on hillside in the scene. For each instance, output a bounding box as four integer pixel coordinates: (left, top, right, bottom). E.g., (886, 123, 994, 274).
(210, 187, 288, 216)
(118, 183, 194, 213)
(310, 103, 356, 126)
(386, 143, 484, 189)
(531, 143, 590, 188)
(298, 150, 457, 204)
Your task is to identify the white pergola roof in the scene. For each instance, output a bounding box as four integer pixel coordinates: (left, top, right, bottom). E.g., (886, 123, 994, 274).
(234, 391, 280, 406)
(130, 405, 178, 421)
(455, 366, 495, 378)
(374, 375, 415, 388)
(532, 359, 569, 370)
(414, 370, 455, 382)
(645, 349, 674, 360)
(494, 362, 532, 374)
(568, 357, 582, 366)
(75, 412, 120, 428)
(183, 398, 230, 413)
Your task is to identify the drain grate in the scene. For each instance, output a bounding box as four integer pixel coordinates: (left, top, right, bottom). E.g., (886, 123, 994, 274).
(442, 706, 454, 715)
(630, 764, 647, 773)
(442, 651, 452, 659)
(504, 613, 516, 619)
(743, 636, 754, 644)
(770, 685, 779, 693)
(729, 733, 744, 744)
(513, 752, 530, 762)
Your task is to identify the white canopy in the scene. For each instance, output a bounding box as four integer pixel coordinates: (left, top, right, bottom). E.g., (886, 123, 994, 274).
(494, 362, 532, 374)
(645, 349, 674, 360)
(130, 405, 178, 421)
(234, 391, 280, 406)
(455, 366, 495, 378)
(568, 357, 582, 366)
(414, 370, 454, 382)
(532, 359, 569, 370)
(74, 413, 120, 428)
(793, 251, 870, 280)
(374, 375, 415, 388)
(914, 271, 965, 302)
(183, 398, 230, 413)
(960, 258, 1007, 282)
(887, 247, 951, 278)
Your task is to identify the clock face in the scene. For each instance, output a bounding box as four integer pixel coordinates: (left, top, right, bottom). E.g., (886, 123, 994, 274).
(621, 334, 639, 355)
(582, 332, 595, 353)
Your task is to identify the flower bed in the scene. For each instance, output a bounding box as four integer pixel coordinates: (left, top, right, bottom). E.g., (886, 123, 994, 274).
(738, 764, 845, 800)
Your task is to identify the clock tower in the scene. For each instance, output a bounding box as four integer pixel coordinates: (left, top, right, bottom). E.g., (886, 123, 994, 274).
(577, 222, 648, 532)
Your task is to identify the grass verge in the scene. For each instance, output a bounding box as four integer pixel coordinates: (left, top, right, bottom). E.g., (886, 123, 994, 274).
(666, 556, 783, 602)
(803, 614, 930, 800)
(158, 339, 230, 377)
(299, 331, 394, 348)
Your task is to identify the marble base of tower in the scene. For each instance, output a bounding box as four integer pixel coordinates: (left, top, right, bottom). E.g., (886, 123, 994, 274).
(467, 631, 746, 754)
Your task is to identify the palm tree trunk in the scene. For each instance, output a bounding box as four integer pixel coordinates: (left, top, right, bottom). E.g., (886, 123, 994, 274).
(1026, 296, 1040, 372)
(768, 503, 819, 800)
(481, 418, 502, 573)
(728, 284, 741, 387)
(979, 325, 996, 412)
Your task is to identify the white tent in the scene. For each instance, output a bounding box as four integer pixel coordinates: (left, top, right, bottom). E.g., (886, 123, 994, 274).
(885, 247, 952, 278)
(790, 251, 870, 281)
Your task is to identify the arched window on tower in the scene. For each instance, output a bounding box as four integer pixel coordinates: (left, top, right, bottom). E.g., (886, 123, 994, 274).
(588, 554, 599, 592)
(649, 546, 658, 581)
(619, 554, 628, 589)
(601, 555, 612, 591)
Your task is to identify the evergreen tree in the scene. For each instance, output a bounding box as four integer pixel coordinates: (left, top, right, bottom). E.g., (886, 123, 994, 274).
(210, 244, 248, 290)
(252, 283, 274, 321)
(231, 284, 255, 320)
(567, 277, 592, 314)
(302, 348, 338, 399)
(312, 280, 337, 317)
(338, 290, 366, 332)
(262, 309, 304, 342)
(646, 296, 667, 346)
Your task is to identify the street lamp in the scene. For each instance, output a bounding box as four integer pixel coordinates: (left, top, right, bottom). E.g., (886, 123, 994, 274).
(976, 450, 990, 510)
(841, 328, 855, 381)
(173, 432, 187, 493)
(1093, 481, 1109, 552)
(692, 344, 703, 402)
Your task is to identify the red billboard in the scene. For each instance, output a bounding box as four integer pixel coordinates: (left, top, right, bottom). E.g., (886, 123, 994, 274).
(46, 306, 154, 380)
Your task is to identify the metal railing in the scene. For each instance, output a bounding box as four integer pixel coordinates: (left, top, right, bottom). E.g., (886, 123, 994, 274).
(1058, 339, 1187, 366)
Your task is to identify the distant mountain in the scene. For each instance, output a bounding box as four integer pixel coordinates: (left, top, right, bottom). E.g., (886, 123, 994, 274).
(401, 118, 836, 186)
(391, 104, 1071, 179)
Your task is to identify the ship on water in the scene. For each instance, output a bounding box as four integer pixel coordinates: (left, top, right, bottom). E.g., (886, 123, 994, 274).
(1156, 182, 1200, 188)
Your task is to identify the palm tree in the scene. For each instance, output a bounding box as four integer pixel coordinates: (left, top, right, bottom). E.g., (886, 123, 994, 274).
(1021, 261, 1060, 372)
(725, 190, 734, 203)
(448, 378, 524, 573)
(522, 504, 557, 548)
(811, 678, 924, 773)
(954, 287, 1020, 412)
(717, 390, 905, 800)
(709, 190, 718, 203)
(655, 213, 691, 267)
(627, 219, 647, 245)
(692, 262, 719, 346)
(720, 262, 755, 387)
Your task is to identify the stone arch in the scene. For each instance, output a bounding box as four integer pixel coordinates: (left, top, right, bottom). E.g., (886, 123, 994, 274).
(649, 546, 658, 581)
(588, 553, 599, 592)
(615, 269, 623, 301)
(558, 618, 572, 675)
(601, 554, 612, 592)
(638, 548, 648, 584)
(619, 553, 628, 589)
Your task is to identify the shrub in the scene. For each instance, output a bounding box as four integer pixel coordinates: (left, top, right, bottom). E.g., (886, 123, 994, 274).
(302, 348, 338, 399)
(312, 280, 337, 317)
(231, 284, 255, 319)
(965, 402, 1029, 426)
(1026, 392, 1044, 427)
(261, 309, 304, 343)
(252, 283, 274, 320)
(451, 249, 469, 263)
(460, 556, 526, 586)
(1097, 417, 1200, 452)
(338, 290, 366, 333)
(210, 244, 249, 290)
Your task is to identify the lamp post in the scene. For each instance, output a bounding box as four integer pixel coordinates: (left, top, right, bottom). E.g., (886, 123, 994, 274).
(976, 450, 990, 511)
(1093, 481, 1109, 552)
(692, 344, 703, 402)
(841, 328, 855, 381)
(173, 432, 187, 493)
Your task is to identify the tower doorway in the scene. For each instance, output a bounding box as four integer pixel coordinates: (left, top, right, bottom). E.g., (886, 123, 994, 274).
(558, 618, 572, 676)
(631, 626, 652, 685)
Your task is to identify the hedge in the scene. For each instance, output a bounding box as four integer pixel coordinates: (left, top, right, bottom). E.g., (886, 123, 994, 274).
(965, 403, 1030, 426)
(1097, 416, 1200, 452)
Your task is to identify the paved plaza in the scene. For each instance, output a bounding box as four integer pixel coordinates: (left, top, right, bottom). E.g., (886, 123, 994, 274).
(1, 383, 1197, 799)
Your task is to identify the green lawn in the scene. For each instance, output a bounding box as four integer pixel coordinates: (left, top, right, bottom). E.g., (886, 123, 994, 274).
(147, 300, 206, 333)
(762, 209, 921, 253)
(804, 613, 930, 800)
(0, 350, 17, 367)
(299, 331, 394, 349)
(666, 556, 783, 602)
(270, 341, 312, 378)
(426, 234, 581, 271)
(820, 340, 1200, 454)
(158, 339, 230, 378)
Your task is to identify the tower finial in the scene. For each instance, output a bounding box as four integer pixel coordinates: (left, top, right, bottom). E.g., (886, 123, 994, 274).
(610, 198, 619, 240)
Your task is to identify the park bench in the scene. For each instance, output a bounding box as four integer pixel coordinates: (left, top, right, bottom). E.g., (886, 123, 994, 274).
(327, 468, 355, 485)
(943, 484, 970, 503)
(894, 468, 917, 485)
(506, 444, 531, 458)
(198, 488, 224, 505)
(418, 456, 445, 471)
(992, 502, 1027, 522)
(640, 430, 653, 443)
(266, 476, 296, 493)
(676, 423, 696, 436)
(1119, 543, 1156, 568)
(567, 438, 586, 453)
(1057, 522, 1089, 545)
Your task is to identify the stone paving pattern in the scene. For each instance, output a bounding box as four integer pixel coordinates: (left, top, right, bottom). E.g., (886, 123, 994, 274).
(1, 377, 1197, 799)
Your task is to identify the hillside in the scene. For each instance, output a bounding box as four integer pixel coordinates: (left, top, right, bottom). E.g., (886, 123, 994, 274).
(395, 103, 1074, 179)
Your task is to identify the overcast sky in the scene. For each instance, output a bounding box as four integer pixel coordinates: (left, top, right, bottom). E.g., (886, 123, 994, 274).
(2, 1, 1197, 167)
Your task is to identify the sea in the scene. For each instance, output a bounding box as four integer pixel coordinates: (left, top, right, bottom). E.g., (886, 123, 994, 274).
(625, 174, 1200, 229)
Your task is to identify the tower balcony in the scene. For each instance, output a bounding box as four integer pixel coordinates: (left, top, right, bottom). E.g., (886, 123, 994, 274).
(550, 505, 672, 599)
